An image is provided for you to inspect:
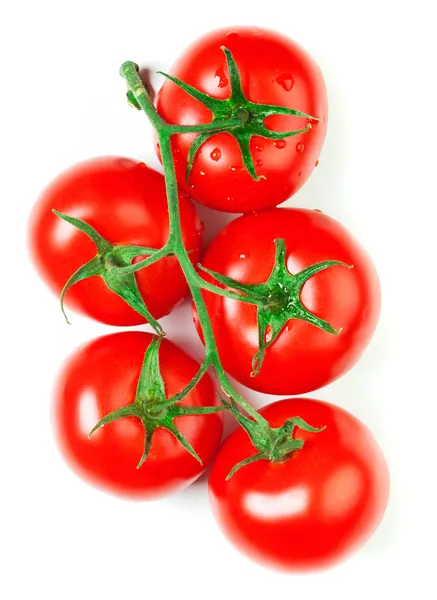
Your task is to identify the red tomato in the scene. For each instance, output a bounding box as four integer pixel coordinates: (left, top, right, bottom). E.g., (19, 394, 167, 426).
(194, 208, 380, 395)
(209, 398, 389, 571)
(156, 26, 327, 213)
(29, 156, 202, 326)
(53, 332, 223, 499)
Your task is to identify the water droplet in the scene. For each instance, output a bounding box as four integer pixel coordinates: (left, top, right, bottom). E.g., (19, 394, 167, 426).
(276, 73, 294, 91)
(210, 148, 221, 161)
(313, 209, 322, 213)
(274, 140, 286, 149)
(296, 143, 304, 153)
(240, 254, 246, 258)
(229, 165, 239, 172)
(227, 197, 234, 203)
(214, 67, 228, 88)
(315, 160, 319, 167)
(225, 31, 240, 43)
(255, 144, 264, 152)
(199, 171, 206, 176)
(256, 159, 263, 167)
(138, 162, 146, 168)
(298, 171, 302, 177)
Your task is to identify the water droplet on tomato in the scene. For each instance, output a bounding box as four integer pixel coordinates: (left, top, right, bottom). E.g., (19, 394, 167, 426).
(276, 73, 294, 91)
(225, 31, 240, 43)
(227, 197, 235, 203)
(240, 254, 246, 258)
(199, 171, 206, 176)
(255, 144, 264, 152)
(214, 67, 229, 88)
(313, 209, 322, 213)
(296, 143, 304, 153)
(298, 171, 302, 177)
(274, 140, 286, 149)
(256, 159, 263, 167)
(210, 148, 221, 161)
(138, 162, 146, 168)
(315, 160, 319, 167)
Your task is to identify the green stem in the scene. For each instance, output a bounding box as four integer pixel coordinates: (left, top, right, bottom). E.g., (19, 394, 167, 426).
(121, 62, 267, 428)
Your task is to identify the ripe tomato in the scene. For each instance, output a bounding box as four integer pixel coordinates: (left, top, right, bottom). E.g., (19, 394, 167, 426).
(53, 332, 223, 499)
(209, 398, 390, 571)
(156, 26, 327, 213)
(29, 156, 202, 326)
(194, 208, 380, 395)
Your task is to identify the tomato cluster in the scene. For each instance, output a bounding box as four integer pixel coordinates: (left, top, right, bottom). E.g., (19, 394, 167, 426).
(29, 27, 389, 573)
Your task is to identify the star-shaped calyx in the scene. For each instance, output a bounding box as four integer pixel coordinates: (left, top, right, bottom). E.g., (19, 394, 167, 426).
(220, 396, 326, 479)
(89, 336, 223, 468)
(151, 47, 318, 183)
(199, 238, 353, 376)
(53, 210, 167, 335)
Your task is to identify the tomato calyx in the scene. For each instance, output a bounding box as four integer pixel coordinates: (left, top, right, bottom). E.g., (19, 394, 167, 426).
(221, 396, 325, 479)
(199, 238, 353, 376)
(89, 336, 223, 468)
(157, 47, 318, 183)
(53, 210, 171, 335)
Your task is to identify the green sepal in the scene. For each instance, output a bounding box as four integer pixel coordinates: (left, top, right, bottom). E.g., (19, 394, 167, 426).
(53, 210, 165, 335)
(186, 131, 215, 184)
(161, 47, 320, 182)
(222, 399, 326, 480)
(200, 238, 353, 377)
(88, 335, 222, 469)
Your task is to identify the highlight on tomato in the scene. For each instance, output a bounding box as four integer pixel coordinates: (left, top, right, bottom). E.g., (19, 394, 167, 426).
(209, 397, 390, 571)
(195, 207, 381, 395)
(53, 332, 223, 500)
(156, 26, 327, 213)
(29, 156, 202, 328)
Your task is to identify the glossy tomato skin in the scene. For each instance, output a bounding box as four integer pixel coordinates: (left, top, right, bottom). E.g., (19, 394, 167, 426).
(156, 27, 327, 213)
(194, 208, 380, 395)
(209, 398, 389, 571)
(53, 332, 223, 500)
(29, 157, 202, 326)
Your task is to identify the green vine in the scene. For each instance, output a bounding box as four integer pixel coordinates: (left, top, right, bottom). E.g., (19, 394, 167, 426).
(56, 49, 343, 472)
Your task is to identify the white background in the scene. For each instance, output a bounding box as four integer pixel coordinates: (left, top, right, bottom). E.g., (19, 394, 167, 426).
(1, 1, 436, 598)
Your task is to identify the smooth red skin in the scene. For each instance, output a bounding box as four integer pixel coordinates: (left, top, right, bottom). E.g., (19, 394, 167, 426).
(209, 398, 389, 571)
(156, 26, 327, 213)
(29, 157, 202, 326)
(194, 208, 380, 395)
(53, 332, 223, 500)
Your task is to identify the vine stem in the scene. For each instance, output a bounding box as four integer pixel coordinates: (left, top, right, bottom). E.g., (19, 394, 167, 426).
(120, 61, 269, 428)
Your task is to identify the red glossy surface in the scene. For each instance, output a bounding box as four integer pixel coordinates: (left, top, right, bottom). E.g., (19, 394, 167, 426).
(156, 26, 327, 213)
(29, 156, 202, 326)
(53, 332, 223, 500)
(209, 398, 390, 571)
(195, 208, 381, 395)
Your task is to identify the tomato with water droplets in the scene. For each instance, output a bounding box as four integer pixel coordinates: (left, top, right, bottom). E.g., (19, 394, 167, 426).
(156, 27, 327, 213)
(195, 208, 380, 395)
(209, 398, 390, 571)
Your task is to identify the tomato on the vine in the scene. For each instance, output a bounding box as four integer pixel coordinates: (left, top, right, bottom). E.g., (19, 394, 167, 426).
(29, 156, 202, 326)
(53, 332, 223, 499)
(209, 398, 390, 571)
(195, 208, 380, 395)
(156, 26, 327, 213)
